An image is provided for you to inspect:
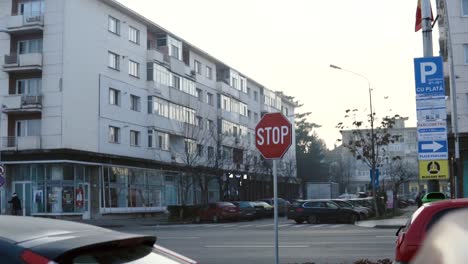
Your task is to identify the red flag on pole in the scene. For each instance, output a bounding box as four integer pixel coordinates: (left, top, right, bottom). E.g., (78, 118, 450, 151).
(415, 0, 434, 32)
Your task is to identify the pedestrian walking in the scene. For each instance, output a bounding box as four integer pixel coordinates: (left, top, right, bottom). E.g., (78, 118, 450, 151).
(8, 193, 22, 216)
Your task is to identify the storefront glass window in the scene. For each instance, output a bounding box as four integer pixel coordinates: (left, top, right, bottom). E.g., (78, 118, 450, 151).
(101, 166, 167, 211)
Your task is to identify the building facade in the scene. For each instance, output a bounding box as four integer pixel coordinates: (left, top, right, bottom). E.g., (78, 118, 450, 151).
(0, 0, 297, 218)
(436, 0, 468, 197)
(338, 118, 430, 196)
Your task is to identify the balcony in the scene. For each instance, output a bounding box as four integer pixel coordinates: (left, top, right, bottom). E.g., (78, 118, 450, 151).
(3, 53, 42, 72)
(6, 14, 44, 35)
(2, 136, 41, 151)
(147, 49, 165, 64)
(2, 94, 42, 113)
(217, 81, 240, 99)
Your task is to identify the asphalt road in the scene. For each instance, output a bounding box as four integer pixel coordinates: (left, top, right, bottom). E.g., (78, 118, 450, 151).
(117, 218, 397, 264)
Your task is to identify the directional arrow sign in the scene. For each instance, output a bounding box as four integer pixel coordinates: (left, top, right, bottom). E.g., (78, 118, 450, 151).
(421, 141, 445, 152)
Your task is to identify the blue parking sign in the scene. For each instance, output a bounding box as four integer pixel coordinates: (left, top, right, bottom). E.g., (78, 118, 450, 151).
(414, 57, 445, 96)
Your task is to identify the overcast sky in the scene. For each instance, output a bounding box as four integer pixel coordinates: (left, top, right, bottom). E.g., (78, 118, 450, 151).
(116, 0, 439, 149)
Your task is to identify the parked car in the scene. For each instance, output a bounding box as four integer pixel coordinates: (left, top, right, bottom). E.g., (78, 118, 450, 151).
(411, 208, 468, 264)
(421, 192, 446, 204)
(347, 198, 375, 217)
(332, 199, 369, 220)
(195, 202, 240, 223)
(287, 199, 360, 224)
(252, 201, 274, 218)
(0, 216, 198, 264)
(394, 198, 468, 263)
(259, 198, 290, 216)
(232, 201, 257, 220)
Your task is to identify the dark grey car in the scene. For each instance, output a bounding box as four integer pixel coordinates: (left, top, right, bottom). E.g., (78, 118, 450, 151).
(0, 216, 197, 264)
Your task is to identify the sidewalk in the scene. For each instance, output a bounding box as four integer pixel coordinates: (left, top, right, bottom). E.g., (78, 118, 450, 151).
(70, 214, 187, 229)
(355, 206, 416, 229)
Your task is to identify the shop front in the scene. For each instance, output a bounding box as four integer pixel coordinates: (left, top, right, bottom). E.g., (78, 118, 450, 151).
(3, 163, 95, 218)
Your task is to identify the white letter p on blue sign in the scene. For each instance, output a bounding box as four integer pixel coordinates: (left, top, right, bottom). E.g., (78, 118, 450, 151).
(420, 62, 437, 83)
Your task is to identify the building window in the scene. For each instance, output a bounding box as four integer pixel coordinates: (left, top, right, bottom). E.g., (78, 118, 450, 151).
(168, 36, 182, 60)
(17, 39, 42, 54)
(109, 126, 120, 143)
(195, 60, 202, 75)
(464, 0, 468, 16)
(208, 146, 214, 159)
(196, 88, 203, 101)
(109, 88, 120, 106)
(129, 60, 139, 77)
(207, 93, 214, 106)
(108, 16, 120, 35)
(16, 79, 41, 95)
(231, 77, 238, 89)
(254, 112, 259, 122)
(108, 51, 120, 70)
(465, 44, 468, 64)
(130, 95, 141, 111)
(254, 91, 258, 101)
(128, 26, 140, 44)
(197, 144, 204, 157)
(18, 0, 45, 16)
(148, 130, 153, 148)
(196, 116, 203, 127)
(172, 75, 181, 89)
(16, 119, 40, 137)
(130, 130, 140, 146)
(156, 131, 169, 150)
(185, 139, 197, 154)
(206, 66, 212, 79)
(207, 119, 214, 130)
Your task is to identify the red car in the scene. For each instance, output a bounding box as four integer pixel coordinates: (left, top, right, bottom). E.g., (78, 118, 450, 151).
(394, 198, 468, 263)
(195, 202, 240, 223)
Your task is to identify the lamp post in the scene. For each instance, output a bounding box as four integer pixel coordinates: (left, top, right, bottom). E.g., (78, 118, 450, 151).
(330, 64, 379, 217)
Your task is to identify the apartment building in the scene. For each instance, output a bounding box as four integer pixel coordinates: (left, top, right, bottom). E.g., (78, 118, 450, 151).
(338, 118, 429, 195)
(436, 0, 468, 197)
(0, 0, 297, 219)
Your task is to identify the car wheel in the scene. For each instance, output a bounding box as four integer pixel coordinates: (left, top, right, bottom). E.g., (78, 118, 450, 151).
(212, 215, 219, 223)
(195, 216, 201, 223)
(306, 215, 318, 224)
(295, 219, 304, 224)
(359, 213, 366, 220)
(348, 214, 357, 224)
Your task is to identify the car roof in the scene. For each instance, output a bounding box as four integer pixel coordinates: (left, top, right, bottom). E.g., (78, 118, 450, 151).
(0, 216, 156, 260)
(423, 198, 468, 209)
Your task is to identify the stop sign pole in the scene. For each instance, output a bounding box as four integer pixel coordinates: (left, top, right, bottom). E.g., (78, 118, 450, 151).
(255, 112, 292, 264)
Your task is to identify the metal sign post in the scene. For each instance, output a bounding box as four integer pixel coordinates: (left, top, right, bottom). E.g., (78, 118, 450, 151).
(273, 159, 279, 264)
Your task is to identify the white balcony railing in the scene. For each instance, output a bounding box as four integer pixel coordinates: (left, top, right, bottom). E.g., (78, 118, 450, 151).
(2, 136, 41, 150)
(6, 14, 44, 31)
(3, 53, 43, 71)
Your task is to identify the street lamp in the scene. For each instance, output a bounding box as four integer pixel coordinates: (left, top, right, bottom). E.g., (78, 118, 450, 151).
(330, 64, 379, 217)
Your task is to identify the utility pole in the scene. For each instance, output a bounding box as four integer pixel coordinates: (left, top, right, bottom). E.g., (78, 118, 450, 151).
(421, 0, 439, 192)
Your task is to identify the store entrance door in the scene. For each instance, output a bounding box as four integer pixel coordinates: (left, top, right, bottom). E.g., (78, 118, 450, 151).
(13, 181, 32, 216)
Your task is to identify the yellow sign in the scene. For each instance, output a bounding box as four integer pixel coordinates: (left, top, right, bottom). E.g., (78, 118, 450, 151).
(419, 160, 449, 180)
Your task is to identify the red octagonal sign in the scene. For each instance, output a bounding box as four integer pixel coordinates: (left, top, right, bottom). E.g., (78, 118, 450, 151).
(255, 112, 292, 159)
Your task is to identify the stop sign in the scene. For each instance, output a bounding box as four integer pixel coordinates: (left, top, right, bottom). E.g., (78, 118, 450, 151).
(255, 112, 292, 159)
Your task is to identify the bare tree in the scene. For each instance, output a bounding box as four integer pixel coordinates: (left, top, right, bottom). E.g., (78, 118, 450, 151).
(385, 158, 417, 215)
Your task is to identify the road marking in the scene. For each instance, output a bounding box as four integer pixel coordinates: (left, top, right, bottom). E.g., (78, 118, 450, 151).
(278, 224, 293, 228)
(292, 224, 304, 228)
(329, 224, 345, 228)
(221, 224, 236, 228)
(205, 245, 309, 248)
(309, 224, 327, 228)
(159, 237, 200, 240)
(376, 236, 396, 238)
(203, 224, 220, 227)
(238, 224, 254, 227)
(256, 224, 273, 227)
